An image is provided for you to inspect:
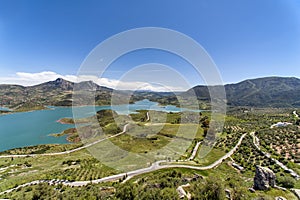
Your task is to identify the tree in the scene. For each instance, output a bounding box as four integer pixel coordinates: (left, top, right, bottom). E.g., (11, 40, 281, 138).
(277, 176, 295, 188)
(159, 188, 179, 200)
(191, 176, 226, 200)
(115, 183, 136, 200)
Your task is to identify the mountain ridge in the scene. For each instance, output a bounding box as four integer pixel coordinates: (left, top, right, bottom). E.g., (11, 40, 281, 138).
(185, 76, 300, 107)
(1, 76, 300, 109)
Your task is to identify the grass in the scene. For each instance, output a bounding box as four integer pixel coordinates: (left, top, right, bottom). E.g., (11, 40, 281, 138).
(1, 108, 300, 199)
(0, 143, 83, 155)
(109, 123, 203, 155)
(0, 149, 118, 192)
(194, 148, 226, 166)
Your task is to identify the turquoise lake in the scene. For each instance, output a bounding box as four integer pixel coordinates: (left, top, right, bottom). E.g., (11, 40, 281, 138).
(0, 100, 199, 152)
(0, 107, 11, 111)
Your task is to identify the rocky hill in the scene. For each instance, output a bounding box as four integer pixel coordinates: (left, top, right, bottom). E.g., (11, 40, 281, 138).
(184, 77, 300, 107)
(0, 78, 114, 110)
(1, 76, 300, 110)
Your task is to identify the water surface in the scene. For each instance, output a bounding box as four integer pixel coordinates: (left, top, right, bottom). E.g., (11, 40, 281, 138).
(0, 100, 200, 152)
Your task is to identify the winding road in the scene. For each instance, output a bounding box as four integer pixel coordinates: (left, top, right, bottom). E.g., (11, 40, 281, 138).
(0, 132, 248, 193)
(146, 111, 150, 122)
(1, 111, 299, 195)
(0, 110, 248, 194)
(293, 111, 299, 118)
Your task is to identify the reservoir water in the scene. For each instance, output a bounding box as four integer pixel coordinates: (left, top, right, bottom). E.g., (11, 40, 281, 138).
(0, 100, 199, 152)
(0, 107, 11, 111)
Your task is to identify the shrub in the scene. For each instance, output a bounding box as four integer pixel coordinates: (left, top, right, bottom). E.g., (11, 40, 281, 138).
(277, 176, 295, 188)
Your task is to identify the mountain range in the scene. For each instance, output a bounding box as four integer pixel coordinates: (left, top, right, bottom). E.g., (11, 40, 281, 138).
(1, 76, 300, 110)
(0, 78, 112, 111)
(185, 76, 300, 107)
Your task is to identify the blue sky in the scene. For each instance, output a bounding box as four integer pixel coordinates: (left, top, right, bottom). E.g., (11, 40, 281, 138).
(0, 0, 300, 90)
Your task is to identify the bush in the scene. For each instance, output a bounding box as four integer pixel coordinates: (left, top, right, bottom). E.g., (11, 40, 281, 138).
(191, 176, 226, 200)
(277, 176, 295, 188)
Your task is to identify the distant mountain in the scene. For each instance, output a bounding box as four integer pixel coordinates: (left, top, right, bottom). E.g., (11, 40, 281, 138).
(30, 78, 112, 92)
(0, 78, 114, 110)
(184, 77, 300, 107)
(0, 78, 179, 111)
(2, 76, 300, 111)
(130, 90, 179, 106)
(30, 78, 74, 91)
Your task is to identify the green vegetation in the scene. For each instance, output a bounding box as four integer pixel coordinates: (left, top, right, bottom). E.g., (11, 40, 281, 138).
(49, 128, 80, 143)
(57, 118, 75, 124)
(214, 108, 300, 198)
(257, 126, 300, 164)
(1, 182, 116, 200)
(0, 107, 300, 199)
(130, 91, 180, 107)
(4, 161, 296, 199)
(0, 110, 11, 115)
(277, 176, 296, 188)
(230, 134, 278, 172)
(0, 150, 117, 192)
(0, 78, 185, 112)
(14, 104, 47, 112)
(185, 77, 300, 107)
(0, 143, 82, 155)
(45, 157, 116, 181)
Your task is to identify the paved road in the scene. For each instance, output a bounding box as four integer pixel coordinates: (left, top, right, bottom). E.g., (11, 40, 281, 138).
(293, 111, 299, 118)
(166, 133, 248, 171)
(0, 132, 248, 193)
(0, 124, 129, 159)
(0, 180, 41, 195)
(62, 132, 248, 186)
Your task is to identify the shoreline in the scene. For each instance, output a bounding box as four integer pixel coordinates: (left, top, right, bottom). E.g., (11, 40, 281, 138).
(56, 118, 74, 125)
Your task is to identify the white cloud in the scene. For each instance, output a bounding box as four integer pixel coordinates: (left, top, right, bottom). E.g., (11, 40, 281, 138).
(0, 71, 186, 92)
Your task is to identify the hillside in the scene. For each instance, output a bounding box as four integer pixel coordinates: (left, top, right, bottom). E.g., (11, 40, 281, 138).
(0, 78, 114, 110)
(184, 77, 300, 107)
(0, 78, 178, 111)
(1, 76, 300, 110)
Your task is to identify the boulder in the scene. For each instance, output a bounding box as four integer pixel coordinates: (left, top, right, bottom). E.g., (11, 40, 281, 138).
(225, 189, 231, 199)
(275, 197, 287, 200)
(248, 188, 255, 193)
(291, 189, 300, 200)
(253, 165, 276, 190)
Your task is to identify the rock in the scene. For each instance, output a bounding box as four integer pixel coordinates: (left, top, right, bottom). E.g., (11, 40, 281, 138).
(275, 197, 287, 200)
(231, 162, 244, 171)
(192, 173, 203, 181)
(274, 185, 287, 191)
(176, 185, 185, 197)
(225, 189, 231, 199)
(291, 189, 300, 200)
(253, 166, 276, 190)
(176, 184, 191, 199)
(182, 174, 203, 182)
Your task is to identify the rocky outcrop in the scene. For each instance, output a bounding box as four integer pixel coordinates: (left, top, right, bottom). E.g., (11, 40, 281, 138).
(176, 183, 191, 199)
(291, 189, 300, 200)
(253, 166, 276, 190)
(275, 197, 287, 200)
(225, 189, 231, 199)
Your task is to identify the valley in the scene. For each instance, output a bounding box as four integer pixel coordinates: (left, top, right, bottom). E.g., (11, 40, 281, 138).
(0, 102, 299, 199)
(0, 77, 300, 199)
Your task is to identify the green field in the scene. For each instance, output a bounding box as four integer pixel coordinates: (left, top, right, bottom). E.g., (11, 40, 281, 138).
(0, 109, 300, 199)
